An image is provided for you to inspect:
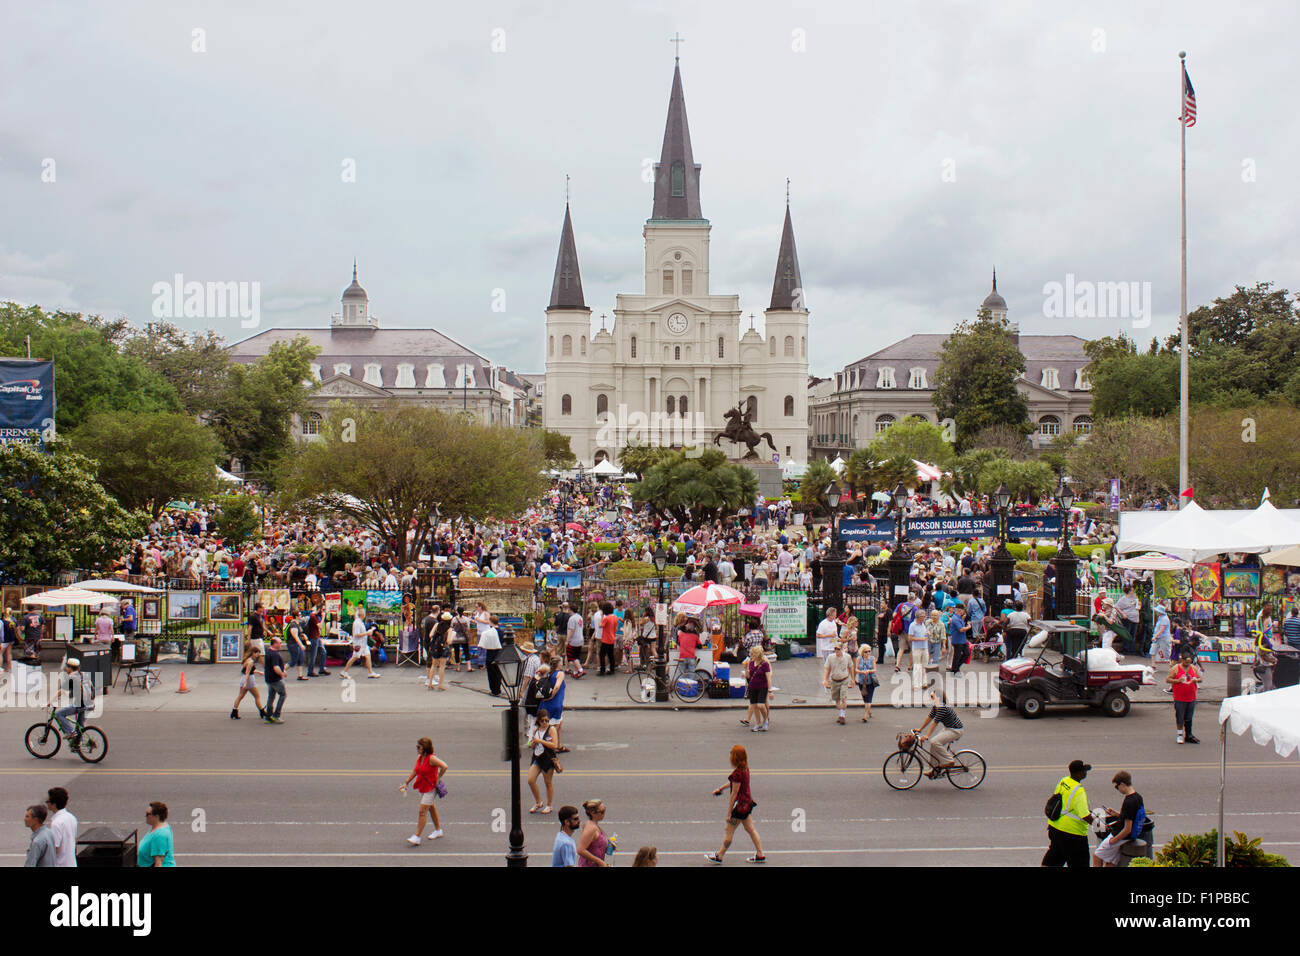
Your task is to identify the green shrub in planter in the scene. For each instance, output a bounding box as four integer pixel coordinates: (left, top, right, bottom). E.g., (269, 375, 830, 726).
(591, 542, 620, 553)
(605, 559, 685, 582)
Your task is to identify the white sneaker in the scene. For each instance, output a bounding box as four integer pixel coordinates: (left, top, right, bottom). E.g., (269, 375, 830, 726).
(407, 835, 421, 845)
(1177, 733, 1185, 744)
(429, 830, 443, 839)
(369, 673, 382, 678)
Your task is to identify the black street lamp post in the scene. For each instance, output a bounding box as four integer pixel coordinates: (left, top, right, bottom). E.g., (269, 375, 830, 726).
(1050, 480, 1078, 621)
(990, 482, 1015, 612)
(821, 484, 845, 615)
(887, 482, 911, 613)
(492, 643, 528, 867)
(653, 547, 669, 702)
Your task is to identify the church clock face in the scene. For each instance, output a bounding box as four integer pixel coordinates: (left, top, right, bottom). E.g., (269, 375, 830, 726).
(667, 312, 689, 335)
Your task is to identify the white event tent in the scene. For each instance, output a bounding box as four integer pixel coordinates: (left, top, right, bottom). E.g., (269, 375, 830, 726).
(1217, 686, 1300, 865)
(1117, 501, 1279, 563)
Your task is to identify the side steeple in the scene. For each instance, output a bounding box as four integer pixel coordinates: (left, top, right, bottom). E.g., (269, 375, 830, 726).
(768, 201, 805, 311)
(547, 203, 586, 310)
(650, 62, 703, 220)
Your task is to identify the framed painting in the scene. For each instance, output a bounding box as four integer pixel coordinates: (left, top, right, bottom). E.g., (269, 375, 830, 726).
(217, 630, 244, 663)
(141, 597, 162, 621)
(1, 586, 23, 616)
(168, 591, 202, 620)
(1222, 569, 1261, 599)
(207, 592, 242, 622)
(188, 635, 214, 664)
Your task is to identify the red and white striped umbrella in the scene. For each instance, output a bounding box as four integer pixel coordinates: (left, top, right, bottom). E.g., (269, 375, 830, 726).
(672, 582, 744, 614)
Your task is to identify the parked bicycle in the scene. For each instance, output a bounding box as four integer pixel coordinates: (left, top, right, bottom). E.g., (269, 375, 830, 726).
(25, 705, 108, 764)
(882, 731, 985, 790)
(627, 658, 711, 703)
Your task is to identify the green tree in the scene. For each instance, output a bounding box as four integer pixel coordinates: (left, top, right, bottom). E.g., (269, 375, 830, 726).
(867, 418, 955, 470)
(976, 458, 1056, 503)
(932, 310, 1029, 449)
(1186, 404, 1300, 506)
(1038, 431, 1078, 477)
(542, 430, 577, 469)
(1066, 416, 1177, 502)
(618, 442, 674, 480)
(70, 410, 222, 517)
(212, 493, 261, 550)
(121, 321, 232, 417)
(0, 303, 180, 430)
(209, 337, 318, 478)
(277, 402, 547, 565)
(1172, 282, 1299, 353)
(1087, 350, 1180, 419)
(798, 460, 839, 517)
(0, 441, 143, 581)
(844, 449, 878, 512)
(631, 449, 759, 526)
(966, 423, 1034, 460)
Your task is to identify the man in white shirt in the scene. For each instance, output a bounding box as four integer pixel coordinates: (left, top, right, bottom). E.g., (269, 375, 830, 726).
(45, 787, 77, 867)
(585, 606, 604, 670)
(478, 614, 503, 696)
(565, 609, 586, 677)
(718, 556, 736, 586)
(906, 615, 930, 689)
(815, 607, 840, 659)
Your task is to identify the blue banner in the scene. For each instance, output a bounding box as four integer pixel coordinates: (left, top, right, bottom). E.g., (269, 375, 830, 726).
(903, 515, 1000, 540)
(0, 359, 56, 448)
(837, 518, 896, 542)
(1006, 514, 1063, 538)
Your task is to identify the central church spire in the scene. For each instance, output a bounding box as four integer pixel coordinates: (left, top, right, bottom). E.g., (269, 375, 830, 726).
(650, 62, 703, 220)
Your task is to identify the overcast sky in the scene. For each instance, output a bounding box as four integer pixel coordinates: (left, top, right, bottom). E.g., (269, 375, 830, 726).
(3, 1, 1297, 376)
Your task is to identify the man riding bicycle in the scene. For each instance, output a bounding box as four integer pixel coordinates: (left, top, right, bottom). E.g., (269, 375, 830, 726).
(914, 688, 963, 778)
(54, 660, 95, 741)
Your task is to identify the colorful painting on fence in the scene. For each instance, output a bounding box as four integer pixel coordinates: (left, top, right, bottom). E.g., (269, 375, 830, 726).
(257, 589, 292, 612)
(1152, 570, 1191, 602)
(365, 590, 404, 614)
(1262, 567, 1285, 595)
(1190, 563, 1220, 602)
(208, 592, 242, 621)
(168, 591, 202, 620)
(1222, 568, 1261, 599)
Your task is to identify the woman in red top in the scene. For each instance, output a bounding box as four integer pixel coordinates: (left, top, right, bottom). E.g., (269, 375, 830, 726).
(705, 745, 765, 864)
(1165, 649, 1203, 744)
(598, 602, 619, 676)
(401, 737, 449, 845)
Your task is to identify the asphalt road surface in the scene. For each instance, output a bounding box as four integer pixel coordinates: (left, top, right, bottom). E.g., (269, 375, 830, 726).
(3, 703, 1296, 866)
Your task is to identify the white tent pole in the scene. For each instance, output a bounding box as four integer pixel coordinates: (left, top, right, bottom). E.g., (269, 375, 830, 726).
(1217, 719, 1226, 867)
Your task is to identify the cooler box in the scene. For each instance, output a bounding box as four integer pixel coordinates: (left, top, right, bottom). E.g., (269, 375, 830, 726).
(714, 661, 730, 682)
(675, 677, 699, 697)
(707, 679, 730, 699)
(729, 678, 747, 699)
(774, 640, 791, 661)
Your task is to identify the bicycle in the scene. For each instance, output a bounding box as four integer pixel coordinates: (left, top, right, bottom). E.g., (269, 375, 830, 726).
(626, 658, 711, 703)
(882, 731, 985, 790)
(25, 706, 109, 764)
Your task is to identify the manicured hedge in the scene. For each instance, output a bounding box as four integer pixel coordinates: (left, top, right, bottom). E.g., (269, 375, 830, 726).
(605, 559, 686, 582)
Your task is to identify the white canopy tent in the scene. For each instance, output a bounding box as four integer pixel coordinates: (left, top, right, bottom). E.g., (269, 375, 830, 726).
(1227, 500, 1300, 550)
(1113, 552, 1194, 571)
(1262, 544, 1300, 566)
(22, 587, 120, 607)
(70, 579, 161, 594)
(1217, 686, 1300, 865)
(1116, 501, 1273, 563)
(589, 458, 625, 478)
(215, 465, 243, 484)
(829, 456, 846, 474)
(781, 457, 806, 480)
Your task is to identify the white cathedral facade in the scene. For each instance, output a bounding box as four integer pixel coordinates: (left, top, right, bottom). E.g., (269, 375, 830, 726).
(543, 61, 810, 467)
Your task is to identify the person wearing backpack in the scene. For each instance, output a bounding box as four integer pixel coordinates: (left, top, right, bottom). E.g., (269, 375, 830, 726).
(1042, 759, 1094, 868)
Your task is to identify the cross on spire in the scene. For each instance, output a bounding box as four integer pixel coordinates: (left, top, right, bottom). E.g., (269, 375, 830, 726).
(565, 173, 570, 204)
(786, 178, 790, 205)
(670, 32, 685, 61)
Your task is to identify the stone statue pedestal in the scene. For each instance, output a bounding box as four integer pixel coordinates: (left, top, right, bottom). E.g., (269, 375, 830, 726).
(744, 461, 784, 499)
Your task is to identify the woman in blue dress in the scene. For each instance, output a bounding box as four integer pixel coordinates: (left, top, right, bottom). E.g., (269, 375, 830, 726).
(536, 657, 569, 753)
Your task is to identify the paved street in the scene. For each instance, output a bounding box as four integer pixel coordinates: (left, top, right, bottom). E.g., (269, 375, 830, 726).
(2, 690, 1295, 866)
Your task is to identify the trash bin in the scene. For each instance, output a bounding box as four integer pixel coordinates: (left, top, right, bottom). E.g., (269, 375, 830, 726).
(1274, 647, 1300, 688)
(76, 827, 138, 867)
(1059, 630, 1088, 659)
(65, 643, 112, 697)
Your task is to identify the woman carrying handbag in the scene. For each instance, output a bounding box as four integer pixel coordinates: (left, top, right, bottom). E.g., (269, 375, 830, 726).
(401, 737, 448, 845)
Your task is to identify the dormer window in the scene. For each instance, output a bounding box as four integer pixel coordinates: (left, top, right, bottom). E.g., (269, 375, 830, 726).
(1075, 368, 1091, 390)
(395, 364, 415, 388)
(333, 363, 352, 378)
(363, 363, 383, 387)
(1041, 367, 1060, 390)
(309, 364, 321, 382)
(908, 367, 928, 389)
(877, 367, 896, 389)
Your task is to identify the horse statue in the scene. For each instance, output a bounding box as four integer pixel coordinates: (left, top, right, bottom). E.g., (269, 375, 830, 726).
(714, 404, 777, 461)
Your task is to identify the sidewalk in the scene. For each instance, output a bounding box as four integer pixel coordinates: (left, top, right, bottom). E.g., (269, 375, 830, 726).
(0, 650, 1235, 715)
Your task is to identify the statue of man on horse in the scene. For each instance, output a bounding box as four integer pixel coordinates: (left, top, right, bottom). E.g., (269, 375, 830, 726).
(714, 402, 777, 461)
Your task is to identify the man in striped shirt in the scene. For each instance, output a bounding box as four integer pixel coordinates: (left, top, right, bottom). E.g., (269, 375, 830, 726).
(916, 689, 963, 775)
(1282, 608, 1300, 650)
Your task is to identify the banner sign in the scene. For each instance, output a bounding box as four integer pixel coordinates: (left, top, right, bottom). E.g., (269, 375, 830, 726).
(904, 515, 1000, 540)
(761, 588, 808, 642)
(1109, 478, 1121, 511)
(837, 518, 895, 542)
(0, 359, 56, 447)
(544, 571, 582, 590)
(1006, 515, 1063, 538)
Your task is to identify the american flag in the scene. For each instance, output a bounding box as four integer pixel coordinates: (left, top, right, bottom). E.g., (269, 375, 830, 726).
(1182, 65, 1197, 127)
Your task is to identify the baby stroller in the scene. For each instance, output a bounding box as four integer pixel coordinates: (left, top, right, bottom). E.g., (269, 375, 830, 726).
(970, 615, 1006, 663)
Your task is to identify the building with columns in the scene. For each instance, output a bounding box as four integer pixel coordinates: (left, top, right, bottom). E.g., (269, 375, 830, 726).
(230, 265, 530, 439)
(543, 61, 810, 466)
(808, 274, 1095, 459)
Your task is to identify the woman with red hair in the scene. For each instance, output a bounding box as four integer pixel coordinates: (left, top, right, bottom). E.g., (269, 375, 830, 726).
(705, 745, 766, 864)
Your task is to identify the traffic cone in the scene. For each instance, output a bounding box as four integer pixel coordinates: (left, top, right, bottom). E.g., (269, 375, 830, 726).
(177, 671, 189, 694)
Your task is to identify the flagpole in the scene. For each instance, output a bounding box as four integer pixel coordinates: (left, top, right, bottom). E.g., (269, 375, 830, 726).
(1179, 50, 1189, 509)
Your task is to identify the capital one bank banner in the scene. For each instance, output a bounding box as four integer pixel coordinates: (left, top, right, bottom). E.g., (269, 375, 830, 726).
(0, 359, 57, 448)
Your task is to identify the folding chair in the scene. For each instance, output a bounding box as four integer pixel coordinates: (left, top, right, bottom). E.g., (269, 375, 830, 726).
(396, 627, 420, 667)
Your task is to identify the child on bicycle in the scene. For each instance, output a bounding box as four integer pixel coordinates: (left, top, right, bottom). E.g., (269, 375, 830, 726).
(55, 659, 95, 740)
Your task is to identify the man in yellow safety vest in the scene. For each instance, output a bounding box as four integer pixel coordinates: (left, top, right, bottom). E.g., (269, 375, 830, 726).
(1042, 759, 1094, 868)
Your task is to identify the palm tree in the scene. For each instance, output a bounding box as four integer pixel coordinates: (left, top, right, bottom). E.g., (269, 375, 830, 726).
(845, 448, 877, 514)
(799, 460, 838, 517)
